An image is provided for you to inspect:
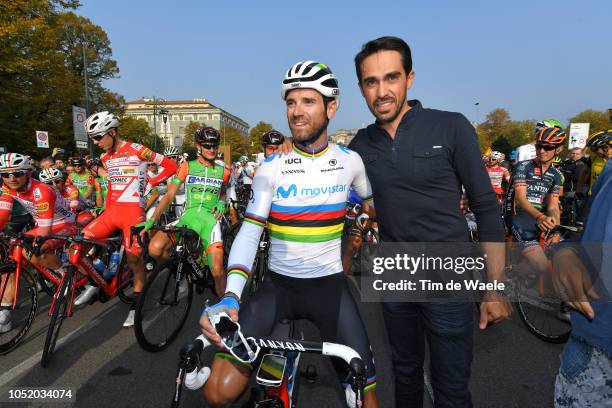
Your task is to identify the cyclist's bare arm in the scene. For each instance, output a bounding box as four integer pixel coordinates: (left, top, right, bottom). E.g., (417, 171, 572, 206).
(151, 182, 179, 222)
(145, 189, 159, 212)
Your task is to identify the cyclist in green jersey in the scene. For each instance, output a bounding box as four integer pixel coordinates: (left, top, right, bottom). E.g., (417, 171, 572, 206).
(66, 157, 95, 206)
(87, 158, 108, 210)
(142, 127, 231, 297)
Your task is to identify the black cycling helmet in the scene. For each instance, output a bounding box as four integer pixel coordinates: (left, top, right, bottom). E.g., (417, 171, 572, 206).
(195, 127, 221, 145)
(69, 156, 85, 166)
(262, 129, 285, 145)
(87, 157, 103, 170)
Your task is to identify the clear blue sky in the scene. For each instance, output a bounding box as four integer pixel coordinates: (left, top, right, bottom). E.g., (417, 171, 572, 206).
(79, 0, 612, 135)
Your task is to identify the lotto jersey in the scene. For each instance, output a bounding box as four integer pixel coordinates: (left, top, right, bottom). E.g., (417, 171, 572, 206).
(506, 159, 563, 214)
(171, 158, 230, 211)
(225, 142, 373, 297)
(101, 141, 175, 208)
(0, 179, 75, 229)
(66, 172, 94, 198)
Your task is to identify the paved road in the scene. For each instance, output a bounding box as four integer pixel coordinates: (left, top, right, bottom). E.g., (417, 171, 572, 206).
(1, 278, 563, 407)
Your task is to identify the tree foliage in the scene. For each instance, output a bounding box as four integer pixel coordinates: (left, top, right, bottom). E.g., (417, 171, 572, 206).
(0, 1, 122, 158)
(476, 109, 536, 153)
(181, 121, 202, 152)
(119, 116, 165, 152)
(568, 109, 610, 134)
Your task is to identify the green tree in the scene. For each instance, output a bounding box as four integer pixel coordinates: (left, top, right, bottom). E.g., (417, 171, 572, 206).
(0, 1, 121, 158)
(476, 108, 511, 151)
(119, 116, 165, 152)
(222, 127, 248, 162)
(568, 109, 610, 135)
(246, 121, 272, 156)
(491, 136, 512, 156)
(181, 121, 202, 152)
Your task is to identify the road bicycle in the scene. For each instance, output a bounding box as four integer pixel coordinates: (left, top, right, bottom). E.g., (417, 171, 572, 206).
(0, 232, 88, 355)
(171, 317, 366, 408)
(132, 224, 216, 352)
(39, 232, 134, 367)
(513, 225, 579, 343)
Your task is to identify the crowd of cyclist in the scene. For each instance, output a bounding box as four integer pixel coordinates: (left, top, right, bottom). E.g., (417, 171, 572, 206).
(1, 90, 611, 407)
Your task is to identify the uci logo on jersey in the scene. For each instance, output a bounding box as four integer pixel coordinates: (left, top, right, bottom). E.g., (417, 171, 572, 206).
(285, 158, 301, 165)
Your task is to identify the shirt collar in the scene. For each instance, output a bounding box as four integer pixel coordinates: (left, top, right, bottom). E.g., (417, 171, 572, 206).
(292, 140, 330, 158)
(375, 99, 422, 130)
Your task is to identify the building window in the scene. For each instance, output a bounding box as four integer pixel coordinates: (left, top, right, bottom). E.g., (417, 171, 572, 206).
(172, 115, 181, 121)
(212, 114, 220, 120)
(197, 114, 208, 121)
(184, 115, 194, 121)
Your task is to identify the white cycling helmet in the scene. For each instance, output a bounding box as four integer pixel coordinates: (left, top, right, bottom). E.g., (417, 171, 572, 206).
(39, 168, 63, 183)
(85, 111, 119, 136)
(281, 61, 339, 104)
(239, 155, 248, 163)
(164, 146, 180, 156)
(488, 151, 503, 161)
(0, 153, 31, 172)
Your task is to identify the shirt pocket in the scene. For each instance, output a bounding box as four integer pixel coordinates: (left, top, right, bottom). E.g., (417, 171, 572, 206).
(410, 148, 448, 184)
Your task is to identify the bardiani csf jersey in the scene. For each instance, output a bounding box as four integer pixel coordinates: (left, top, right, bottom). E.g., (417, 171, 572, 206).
(225, 142, 373, 298)
(101, 141, 177, 208)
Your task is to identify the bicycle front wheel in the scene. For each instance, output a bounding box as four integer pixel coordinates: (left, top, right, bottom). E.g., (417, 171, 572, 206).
(41, 268, 73, 367)
(515, 277, 571, 343)
(0, 264, 38, 355)
(134, 259, 193, 352)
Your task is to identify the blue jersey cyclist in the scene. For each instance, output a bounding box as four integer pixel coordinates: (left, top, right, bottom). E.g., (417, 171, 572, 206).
(505, 125, 566, 278)
(199, 61, 380, 408)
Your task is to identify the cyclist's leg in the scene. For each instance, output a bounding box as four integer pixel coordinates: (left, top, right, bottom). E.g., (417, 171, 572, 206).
(205, 218, 225, 296)
(305, 274, 379, 407)
(24, 223, 77, 270)
(509, 223, 547, 276)
(116, 208, 146, 292)
(342, 226, 362, 274)
(204, 276, 287, 407)
(147, 229, 173, 261)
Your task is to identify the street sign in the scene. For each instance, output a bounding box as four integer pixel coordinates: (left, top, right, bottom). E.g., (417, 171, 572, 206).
(76, 140, 88, 149)
(73, 106, 88, 142)
(36, 130, 49, 148)
(569, 123, 590, 149)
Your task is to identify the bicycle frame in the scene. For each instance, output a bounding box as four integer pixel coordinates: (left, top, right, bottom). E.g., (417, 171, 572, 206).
(1, 237, 88, 311)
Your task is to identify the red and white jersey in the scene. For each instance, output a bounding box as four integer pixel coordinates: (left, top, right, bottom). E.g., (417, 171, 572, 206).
(61, 184, 80, 209)
(101, 141, 177, 208)
(486, 165, 510, 195)
(0, 179, 75, 229)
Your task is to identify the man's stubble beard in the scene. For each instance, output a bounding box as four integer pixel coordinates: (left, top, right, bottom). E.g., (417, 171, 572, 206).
(291, 116, 329, 147)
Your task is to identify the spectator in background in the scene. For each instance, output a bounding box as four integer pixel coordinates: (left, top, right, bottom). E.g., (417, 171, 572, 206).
(54, 159, 65, 171)
(561, 147, 587, 194)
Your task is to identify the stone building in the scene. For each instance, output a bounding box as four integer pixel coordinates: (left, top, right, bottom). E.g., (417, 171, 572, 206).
(124, 98, 249, 147)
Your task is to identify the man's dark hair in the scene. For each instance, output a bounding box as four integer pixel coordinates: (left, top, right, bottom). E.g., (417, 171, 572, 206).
(354, 36, 413, 83)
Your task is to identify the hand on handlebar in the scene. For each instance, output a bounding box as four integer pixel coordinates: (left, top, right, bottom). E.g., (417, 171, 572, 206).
(355, 213, 369, 230)
(199, 295, 240, 348)
(136, 219, 154, 242)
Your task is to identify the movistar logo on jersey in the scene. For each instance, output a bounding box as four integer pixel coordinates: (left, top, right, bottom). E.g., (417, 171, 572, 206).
(276, 184, 298, 198)
(276, 183, 346, 199)
(186, 175, 223, 187)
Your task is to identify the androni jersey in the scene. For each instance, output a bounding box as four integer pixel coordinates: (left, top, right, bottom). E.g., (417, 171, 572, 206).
(171, 158, 231, 211)
(486, 164, 510, 195)
(0, 179, 75, 229)
(101, 141, 176, 208)
(66, 172, 94, 198)
(506, 159, 563, 215)
(225, 142, 373, 298)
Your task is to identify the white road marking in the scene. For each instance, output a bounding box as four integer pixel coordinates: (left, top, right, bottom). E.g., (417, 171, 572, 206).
(0, 299, 119, 388)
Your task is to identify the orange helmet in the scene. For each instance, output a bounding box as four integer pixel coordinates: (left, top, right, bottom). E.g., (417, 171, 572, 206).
(534, 127, 566, 145)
